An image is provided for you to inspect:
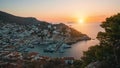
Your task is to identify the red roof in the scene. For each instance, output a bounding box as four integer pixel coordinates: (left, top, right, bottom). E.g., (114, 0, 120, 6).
(39, 56, 49, 59)
(63, 57, 74, 60)
(28, 52, 38, 57)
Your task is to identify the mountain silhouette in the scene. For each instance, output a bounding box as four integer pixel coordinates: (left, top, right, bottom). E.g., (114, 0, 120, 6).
(0, 11, 49, 25)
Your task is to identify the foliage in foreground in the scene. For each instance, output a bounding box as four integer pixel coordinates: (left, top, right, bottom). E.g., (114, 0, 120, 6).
(78, 13, 120, 68)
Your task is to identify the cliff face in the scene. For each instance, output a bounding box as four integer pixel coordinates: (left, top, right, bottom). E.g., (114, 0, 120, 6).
(0, 11, 90, 44)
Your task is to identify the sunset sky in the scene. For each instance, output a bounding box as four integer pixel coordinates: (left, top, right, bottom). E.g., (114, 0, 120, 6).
(0, 0, 120, 23)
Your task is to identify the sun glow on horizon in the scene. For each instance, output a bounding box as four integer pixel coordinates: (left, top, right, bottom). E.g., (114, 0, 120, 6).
(78, 19, 84, 24)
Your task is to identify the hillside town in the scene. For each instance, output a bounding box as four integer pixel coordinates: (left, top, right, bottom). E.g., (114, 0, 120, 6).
(0, 11, 91, 68)
(0, 21, 90, 68)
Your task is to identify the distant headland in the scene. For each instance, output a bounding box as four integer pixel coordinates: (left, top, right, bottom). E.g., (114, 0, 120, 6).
(0, 11, 91, 45)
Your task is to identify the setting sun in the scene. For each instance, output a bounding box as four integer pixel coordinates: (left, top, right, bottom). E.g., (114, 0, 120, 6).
(78, 19, 84, 24)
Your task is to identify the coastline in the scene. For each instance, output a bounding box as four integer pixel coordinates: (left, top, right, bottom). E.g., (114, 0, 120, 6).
(65, 35, 91, 45)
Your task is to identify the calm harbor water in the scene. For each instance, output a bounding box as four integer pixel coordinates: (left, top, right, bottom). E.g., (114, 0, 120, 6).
(63, 22, 104, 59)
(29, 23, 104, 59)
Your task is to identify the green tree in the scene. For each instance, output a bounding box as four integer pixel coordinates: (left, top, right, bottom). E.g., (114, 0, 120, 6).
(97, 13, 120, 66)
(81, 13, 120, 68)
(73, 60, 82, 68)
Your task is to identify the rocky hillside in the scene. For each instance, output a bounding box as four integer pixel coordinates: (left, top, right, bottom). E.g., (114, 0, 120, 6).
(0, 11, 90, 44)
(54, 23, 91, 44)
(0, 11, 49, 25)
